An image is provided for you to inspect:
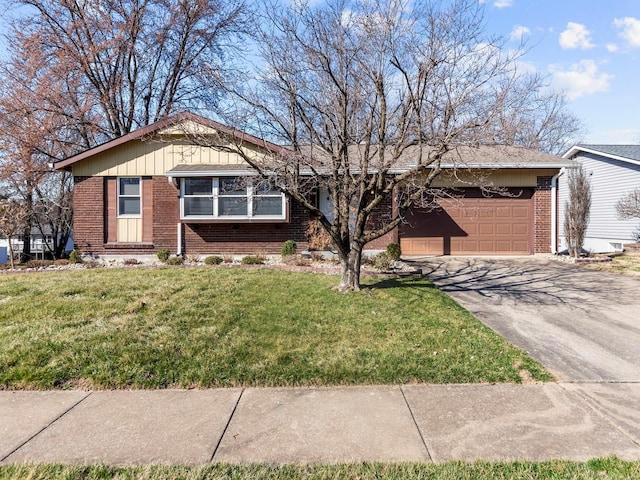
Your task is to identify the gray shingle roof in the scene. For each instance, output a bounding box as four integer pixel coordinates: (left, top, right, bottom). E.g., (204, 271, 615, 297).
(300, 144, 573, 170)
(568, 144, 640, 163)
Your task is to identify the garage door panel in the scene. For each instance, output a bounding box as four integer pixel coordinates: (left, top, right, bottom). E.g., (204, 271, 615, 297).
(496, 206, 511, 218)
(464, 223, 479, 235)
(512, 206, 530, 218)
(479, 223, 495, 235)
(512, 240, 530, 253)
(479, 207, 496, 218)
(399, 188, 533, 255)
(512, 223, 529, 235)
(496, 223, 511, 235)
(496, 240, 514, 252)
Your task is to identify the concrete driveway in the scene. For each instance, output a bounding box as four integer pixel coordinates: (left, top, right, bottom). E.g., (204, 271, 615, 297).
(412, 257, 640, 382)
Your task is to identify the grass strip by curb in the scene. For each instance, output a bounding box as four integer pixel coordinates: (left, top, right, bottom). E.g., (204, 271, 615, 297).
(1, 458, 639, 480)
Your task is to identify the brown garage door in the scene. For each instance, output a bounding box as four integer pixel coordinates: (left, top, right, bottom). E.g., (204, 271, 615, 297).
(400, 189, 533, 255)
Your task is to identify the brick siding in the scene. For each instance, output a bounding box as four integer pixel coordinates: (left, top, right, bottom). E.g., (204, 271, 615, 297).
(152, 177, 179, 252)
(364, 194, 399, 251)
(534, 176, 552, 253)
(72, 176, 422, 256)
(183, 200, 311, 255)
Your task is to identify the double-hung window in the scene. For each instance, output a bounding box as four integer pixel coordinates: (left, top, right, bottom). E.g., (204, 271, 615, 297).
(181, 176, 285, 220)
(118, 178, 141, 217)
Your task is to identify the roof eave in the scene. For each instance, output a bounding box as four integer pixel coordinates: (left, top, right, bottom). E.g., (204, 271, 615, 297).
(54, 112, 289, 171)
(562, 145, 640, 166)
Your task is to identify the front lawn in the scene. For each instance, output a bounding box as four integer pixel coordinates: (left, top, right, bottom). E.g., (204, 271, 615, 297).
(2, 458, 639, 480)
(582, 248, 640, 277)
(0, 267, 551, 389)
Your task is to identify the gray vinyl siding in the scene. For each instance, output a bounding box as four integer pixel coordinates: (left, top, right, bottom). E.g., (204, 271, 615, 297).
(559, 152, 640, 245)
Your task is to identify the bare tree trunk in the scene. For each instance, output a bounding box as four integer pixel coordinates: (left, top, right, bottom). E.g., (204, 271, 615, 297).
(8, 240, 15, 269)
(338, 244, 363, 292)
(21, 181, 33, 262)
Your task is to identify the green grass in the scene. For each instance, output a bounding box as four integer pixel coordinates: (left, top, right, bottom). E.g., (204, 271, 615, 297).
(0, 267, 551, 389)
(1, 458, 639, 479)
(584, 251, 640, 276)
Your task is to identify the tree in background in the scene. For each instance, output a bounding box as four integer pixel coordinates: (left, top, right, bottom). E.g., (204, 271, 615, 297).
(0, 199, 26, 268)
(616, 188, 640, 242)
(564, 166, 592, 258)
(616, 188, 640, 220)
(201, 0, 584, 291)
(0, 0, 248, 258)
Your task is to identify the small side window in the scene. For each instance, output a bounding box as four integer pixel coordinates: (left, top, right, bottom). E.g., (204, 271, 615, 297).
(118, 178, 141, 216)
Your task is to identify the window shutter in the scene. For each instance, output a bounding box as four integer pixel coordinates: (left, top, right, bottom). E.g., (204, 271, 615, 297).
(142, 177, 153, 242)
(105, 177, 117, 243)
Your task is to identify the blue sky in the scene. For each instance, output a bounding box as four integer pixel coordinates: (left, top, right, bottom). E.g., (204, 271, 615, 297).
(480, 0, 640, 144)
(1, 0, 638, 145)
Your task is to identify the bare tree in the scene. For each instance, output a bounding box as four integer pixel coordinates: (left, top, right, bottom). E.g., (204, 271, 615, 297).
(564, 166, 592, 258)
(0, 199, 26, 269)
(616, 188, 640, 220)
(192, 0, 581, 291)
(1, 0, 248, 258)
(14, 0, 248, 136)
(494, 85, 584, 155)
(0, 38, 87, 259)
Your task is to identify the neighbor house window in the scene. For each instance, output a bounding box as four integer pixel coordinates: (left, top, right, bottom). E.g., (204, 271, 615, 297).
(118, 177, 141, 216)
(181, 177, 285, 220)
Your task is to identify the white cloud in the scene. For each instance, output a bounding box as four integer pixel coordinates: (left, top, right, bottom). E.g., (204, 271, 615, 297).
(606, 43, 619, 53)
(509, 25, 530, 41)
(550, 60, 613, 100)
(478, 0, 512, 8)
(493, 0, 513, 7)
(614, 17, 640, 47)
(559, 22, 595, 49)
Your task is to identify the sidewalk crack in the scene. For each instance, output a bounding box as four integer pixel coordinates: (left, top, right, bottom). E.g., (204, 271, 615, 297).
(210, 388, 244, 463)
(558, 383, 640, 448)
(400, 386, 433, 462)
(1, 391, 92, 463)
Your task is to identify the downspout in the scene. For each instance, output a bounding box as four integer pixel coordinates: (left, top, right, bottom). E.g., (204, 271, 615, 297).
(551, 167, 566, 254)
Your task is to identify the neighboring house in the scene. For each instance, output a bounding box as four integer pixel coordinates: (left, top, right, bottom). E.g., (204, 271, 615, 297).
(0, 226, 74, 260)
(54, 112, 573, 257)
(560, 144, 640, 253)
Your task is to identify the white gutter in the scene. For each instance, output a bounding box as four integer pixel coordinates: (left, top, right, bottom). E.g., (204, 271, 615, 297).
(551, 167, 566, 254)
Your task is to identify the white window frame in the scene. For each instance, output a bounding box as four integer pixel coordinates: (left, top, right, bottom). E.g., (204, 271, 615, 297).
(117, 177, 142, 218)
(180, 176, 286, 221)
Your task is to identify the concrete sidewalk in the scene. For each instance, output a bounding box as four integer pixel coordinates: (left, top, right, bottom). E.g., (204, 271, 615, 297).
(2, 383, 640, 466)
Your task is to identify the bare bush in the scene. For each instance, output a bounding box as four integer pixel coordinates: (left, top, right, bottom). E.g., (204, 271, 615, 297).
(564, 166, 592, 257)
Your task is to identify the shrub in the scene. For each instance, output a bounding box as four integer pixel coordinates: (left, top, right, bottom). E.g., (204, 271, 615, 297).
(69, 249, 83, 264)
(305, 218, 333, 250)
(25, 260, 53, 269)
(165, 256, 184, 265)
(157, 249, 170, 262)
(386, 243, 401, 261)
(204, 255, 223, 265)
(222, 254, 234, 263)
(185, 254, 201, 264)
(241, 255, 265, 265)
(54, 259, 69, 266)
(282, 254, 311, 266)
(371, 252, 391, 271)
(281, 240, 297, 257)
(123, 258, 140, 265)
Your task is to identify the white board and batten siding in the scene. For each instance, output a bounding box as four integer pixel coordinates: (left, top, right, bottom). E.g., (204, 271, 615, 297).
(558, 152, 640, 253)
